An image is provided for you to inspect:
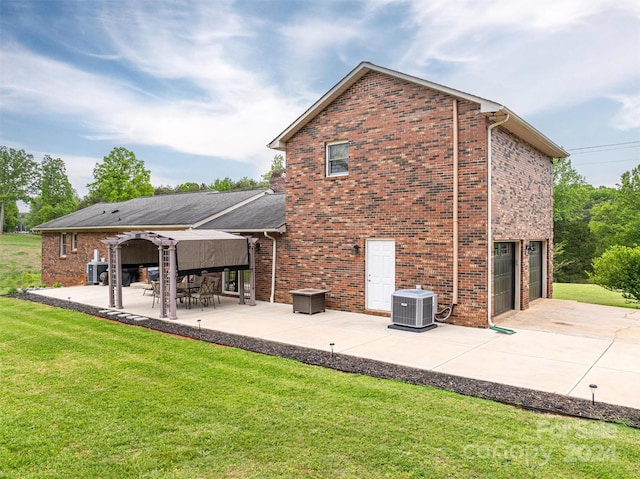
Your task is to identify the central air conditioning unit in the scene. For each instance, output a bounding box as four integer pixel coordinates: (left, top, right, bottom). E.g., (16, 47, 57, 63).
(86, 261, 108, 285)
(390, 289, 437, 330)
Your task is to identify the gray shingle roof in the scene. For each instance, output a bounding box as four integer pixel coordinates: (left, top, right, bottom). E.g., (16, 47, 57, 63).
(33, 189, 279, 231)
(197, 193, 285, 232)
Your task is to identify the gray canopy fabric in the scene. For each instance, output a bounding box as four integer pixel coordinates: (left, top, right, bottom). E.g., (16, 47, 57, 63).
(152, 230, 249, 271)
(116, 230, 249, 271)
(150, 230, 249, 272)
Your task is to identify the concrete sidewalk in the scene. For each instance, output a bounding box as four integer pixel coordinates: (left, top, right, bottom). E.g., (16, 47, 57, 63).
(30, 286, 640, 410)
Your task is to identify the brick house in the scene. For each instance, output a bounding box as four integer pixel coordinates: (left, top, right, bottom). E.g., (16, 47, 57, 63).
(33, 189, 285, 303)
(268, 62, 567, 327)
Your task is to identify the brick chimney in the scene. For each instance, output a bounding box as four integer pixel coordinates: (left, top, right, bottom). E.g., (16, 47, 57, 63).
(269, 169, 285, 192)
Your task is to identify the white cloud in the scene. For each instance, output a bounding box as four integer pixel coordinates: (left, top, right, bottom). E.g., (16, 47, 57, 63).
(0, 42, 300, 164)
(394, 0, 640, 123)
(609, 94, 640, 130)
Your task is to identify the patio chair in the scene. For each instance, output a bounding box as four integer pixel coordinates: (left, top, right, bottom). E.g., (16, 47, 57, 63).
(210, 274, 222, 305)
(191, 276, 216, 310)
(151, 281, 160, 308)
(176, 277, 192, 308)
(141, 280, 154, 296)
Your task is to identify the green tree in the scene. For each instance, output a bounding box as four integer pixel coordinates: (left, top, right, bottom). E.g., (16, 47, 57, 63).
(177, 182, 208, 193)
(260, 154, 285, 186)
(28, 155, 79, 227)
(211, 177, 233, 191)
(552, 158, 598, 282)
(590, 165, 640, 254)
(553, 220, 596, 282)
(2, 200, 19, 232)
(552, 158, 590, 222)
(591, 245, 640, 303)
(233, 176, 260, 190)
(86, 147, 154, 203)
(0, 146, 39, 234)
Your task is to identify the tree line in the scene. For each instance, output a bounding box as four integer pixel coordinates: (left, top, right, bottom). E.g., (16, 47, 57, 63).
(0, 145, 284, 232)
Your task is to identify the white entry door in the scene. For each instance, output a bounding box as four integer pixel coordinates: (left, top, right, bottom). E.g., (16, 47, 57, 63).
(366, 239, 395, 311)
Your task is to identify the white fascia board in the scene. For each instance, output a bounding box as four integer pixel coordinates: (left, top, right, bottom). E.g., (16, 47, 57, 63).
(268, 63, 370, 150)
(489, 107, 569, 158)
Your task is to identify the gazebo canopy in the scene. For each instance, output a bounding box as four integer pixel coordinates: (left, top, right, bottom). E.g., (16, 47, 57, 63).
(115, 230, 249, 273)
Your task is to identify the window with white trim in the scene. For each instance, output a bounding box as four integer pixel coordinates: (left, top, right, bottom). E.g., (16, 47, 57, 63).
(326, 141, 348, 177)
(71, 233, 78, 252)
(60, 233, 67, 257)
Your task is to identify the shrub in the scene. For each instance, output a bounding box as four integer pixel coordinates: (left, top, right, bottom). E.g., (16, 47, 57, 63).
(590, 245, 640, 303)
(53, 282, 62, 288)
(21, 272, 39, 285)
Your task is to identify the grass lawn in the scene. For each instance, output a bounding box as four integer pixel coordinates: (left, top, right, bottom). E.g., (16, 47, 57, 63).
(553, 283, 640, 309)
(1, 298, 638, 478)
(0, 233, 42, 294)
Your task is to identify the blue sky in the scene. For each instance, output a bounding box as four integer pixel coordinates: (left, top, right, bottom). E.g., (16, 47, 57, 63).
(1, 0, 639, 203)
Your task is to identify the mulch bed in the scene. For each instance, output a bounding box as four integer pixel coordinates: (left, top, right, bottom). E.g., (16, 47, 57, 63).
(13, 292, 640, 429)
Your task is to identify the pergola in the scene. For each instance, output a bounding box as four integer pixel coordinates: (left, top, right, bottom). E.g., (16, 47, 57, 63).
(102, 230, 258, 320)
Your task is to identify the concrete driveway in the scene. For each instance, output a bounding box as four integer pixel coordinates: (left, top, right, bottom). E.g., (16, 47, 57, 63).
(496, 298, 640, 343)
(27, 287, 640, 410)
(495, 299, 640, 409)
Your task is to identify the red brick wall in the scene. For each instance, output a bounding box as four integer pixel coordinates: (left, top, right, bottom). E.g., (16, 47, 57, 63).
(491, 128, 554, 309)
(250, 234, 279, 302)
(276, 71, 491, 327)
(41, 232, 110, 286)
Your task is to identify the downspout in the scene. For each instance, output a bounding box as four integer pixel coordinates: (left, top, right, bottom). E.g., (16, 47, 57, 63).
(486, 112, 510, 327)
(452, 99, 459, 306)
(264, 232, 277, 303)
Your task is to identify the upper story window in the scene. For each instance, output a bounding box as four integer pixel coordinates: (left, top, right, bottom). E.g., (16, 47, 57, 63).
(60, 233, 67, 257)
(326, 141, 348, 177)
(71, 233, 78, 252)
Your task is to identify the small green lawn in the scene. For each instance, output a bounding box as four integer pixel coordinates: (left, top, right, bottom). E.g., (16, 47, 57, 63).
(0, 233, 42, 294)
(553, 283, 640, 309)
(1, 297, 638, 478)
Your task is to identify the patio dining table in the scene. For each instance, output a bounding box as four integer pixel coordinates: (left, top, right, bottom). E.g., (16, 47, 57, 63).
(177, 282, 200, 309)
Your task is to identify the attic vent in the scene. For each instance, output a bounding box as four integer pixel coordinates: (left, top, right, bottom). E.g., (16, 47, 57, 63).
(111, 209, 120, 214)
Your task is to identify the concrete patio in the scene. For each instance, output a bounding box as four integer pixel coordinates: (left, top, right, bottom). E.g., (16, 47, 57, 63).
(30, 285, 640, 411)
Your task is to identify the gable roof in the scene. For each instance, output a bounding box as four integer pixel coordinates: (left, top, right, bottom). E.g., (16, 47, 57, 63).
(196, 193, 286, 233)
(32, 189, 284, 233)
(268, 61, 568, 159)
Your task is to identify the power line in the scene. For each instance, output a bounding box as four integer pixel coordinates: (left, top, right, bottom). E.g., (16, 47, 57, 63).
(573, 158, 639, 166)
(570, 145, 640, 155)
(567, 140, 640, 151)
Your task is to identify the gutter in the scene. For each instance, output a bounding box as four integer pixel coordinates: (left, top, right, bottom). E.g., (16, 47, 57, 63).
(486, 112, 510, 327)
(452, 99, 459, 305)
(263, 231, 277, 303)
